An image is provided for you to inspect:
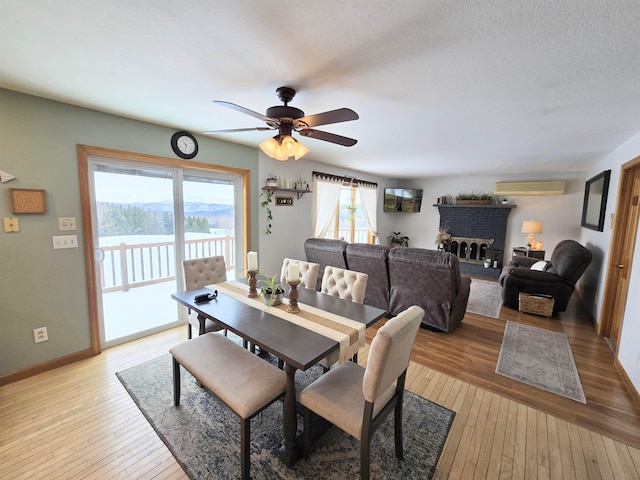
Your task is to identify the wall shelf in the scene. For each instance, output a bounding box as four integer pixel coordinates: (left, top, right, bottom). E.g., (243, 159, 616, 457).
(262, 186, 312, 200)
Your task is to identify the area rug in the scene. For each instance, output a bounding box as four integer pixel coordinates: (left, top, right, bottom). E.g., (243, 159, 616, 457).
(496, 321, 586, 403)
(117, 354, 455, 479)
(466, 278, 503, 319)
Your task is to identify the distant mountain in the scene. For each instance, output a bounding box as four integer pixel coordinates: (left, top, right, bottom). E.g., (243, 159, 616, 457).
(128, 201, 234, 217)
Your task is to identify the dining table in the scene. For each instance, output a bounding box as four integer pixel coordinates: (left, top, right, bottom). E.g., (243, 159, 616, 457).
(171, 279, 386, 466)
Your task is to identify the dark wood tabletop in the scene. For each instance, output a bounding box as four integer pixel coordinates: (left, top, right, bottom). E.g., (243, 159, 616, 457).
(172, 284, 385, 370)
(173, 287, 330, 370)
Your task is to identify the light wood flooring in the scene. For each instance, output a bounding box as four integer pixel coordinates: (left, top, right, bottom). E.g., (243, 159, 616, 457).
(1, 293, 640, 479)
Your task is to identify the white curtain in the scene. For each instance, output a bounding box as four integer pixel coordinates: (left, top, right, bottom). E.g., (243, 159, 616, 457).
(312, 175, 343, 238)
(358, 183, 379, 243)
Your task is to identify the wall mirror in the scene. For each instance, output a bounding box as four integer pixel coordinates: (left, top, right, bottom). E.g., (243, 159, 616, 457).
(581, 170, 611, 231)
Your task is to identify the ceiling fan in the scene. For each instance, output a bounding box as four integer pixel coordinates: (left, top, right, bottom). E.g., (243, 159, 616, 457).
(204, 86, 358, 160)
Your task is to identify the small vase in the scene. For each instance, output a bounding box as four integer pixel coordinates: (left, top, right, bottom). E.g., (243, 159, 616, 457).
(262, 292, 283, 307)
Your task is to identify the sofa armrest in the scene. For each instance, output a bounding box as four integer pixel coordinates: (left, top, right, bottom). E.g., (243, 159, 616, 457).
(507, 269, 564, 284)
(506, 256, 539, 269)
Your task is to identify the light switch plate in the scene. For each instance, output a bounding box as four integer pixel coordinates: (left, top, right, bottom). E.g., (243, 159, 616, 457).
(58, 217, 76, 230)
(52, 235, 78, 249)
(4, 217, 19, 232)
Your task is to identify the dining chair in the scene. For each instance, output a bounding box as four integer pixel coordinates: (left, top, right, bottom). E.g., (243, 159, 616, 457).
(320, 265, 368, 304)
(182, 256, 228, 339)
(280, 258, 320, 290)
(319, 265, 369, 369)
(300, 305, 424, 480)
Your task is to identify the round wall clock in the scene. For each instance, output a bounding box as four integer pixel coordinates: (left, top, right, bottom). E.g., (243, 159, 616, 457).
(171, 131, 198, 159)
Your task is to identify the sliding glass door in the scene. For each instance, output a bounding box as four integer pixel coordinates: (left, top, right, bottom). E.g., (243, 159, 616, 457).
(88, 157, 243, 348)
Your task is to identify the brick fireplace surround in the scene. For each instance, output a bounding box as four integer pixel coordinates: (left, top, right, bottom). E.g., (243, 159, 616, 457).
(436, 204, 515, 279)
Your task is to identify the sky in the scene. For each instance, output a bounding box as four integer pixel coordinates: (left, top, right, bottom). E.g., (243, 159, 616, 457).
(94, 172, 235, 204)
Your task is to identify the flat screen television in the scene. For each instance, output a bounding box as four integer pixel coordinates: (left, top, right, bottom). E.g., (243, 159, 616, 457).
(383, 188, 423, 212)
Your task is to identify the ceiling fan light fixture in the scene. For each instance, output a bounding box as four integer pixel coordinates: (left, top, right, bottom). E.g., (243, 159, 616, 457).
(259, 135, 309, 161)
(259, 136, 280, 158)
(280, 135, 297, 156)
(293, 141, 309, 160)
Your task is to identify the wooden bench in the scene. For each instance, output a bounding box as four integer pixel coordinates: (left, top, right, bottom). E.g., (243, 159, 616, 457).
(170, 332, 286, 480)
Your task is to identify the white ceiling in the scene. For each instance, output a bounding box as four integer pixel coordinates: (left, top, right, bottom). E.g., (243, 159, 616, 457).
(2, 1, 640, 179)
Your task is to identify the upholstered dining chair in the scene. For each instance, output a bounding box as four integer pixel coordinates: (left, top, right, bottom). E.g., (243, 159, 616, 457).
(182, 256, 227, 339)
(280, 258, 320, 291)
(300, 305, 424, 480)
(320, 265, 368, 304)
(318, 265, 369, 369)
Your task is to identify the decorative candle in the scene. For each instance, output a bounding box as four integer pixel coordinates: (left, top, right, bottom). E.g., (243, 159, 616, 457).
(247, 251, 258, 272)
(287, 262, 300, 282)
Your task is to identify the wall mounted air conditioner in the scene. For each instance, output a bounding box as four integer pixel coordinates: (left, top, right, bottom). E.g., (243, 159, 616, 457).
(494, 181, 565, 196)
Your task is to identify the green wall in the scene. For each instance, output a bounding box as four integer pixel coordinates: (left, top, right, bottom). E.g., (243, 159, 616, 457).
(0, 88, 259, 376)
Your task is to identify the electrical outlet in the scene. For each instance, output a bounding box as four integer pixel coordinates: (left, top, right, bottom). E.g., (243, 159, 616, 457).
(33, 327, 48, 343)
(637, 353, 640, 367)
(52, 235, 78, 249)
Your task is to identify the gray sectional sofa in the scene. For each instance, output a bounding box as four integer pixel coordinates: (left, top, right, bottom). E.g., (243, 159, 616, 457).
(304, 238, 471, 332)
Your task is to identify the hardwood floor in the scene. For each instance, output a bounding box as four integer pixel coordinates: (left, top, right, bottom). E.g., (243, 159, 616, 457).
(1, 294, 639, 479)
(399, 291, 640, 450)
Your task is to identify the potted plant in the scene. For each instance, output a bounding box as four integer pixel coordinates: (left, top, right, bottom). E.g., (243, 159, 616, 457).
(388, 231, 409, 247)
(455, 191, 493, 205)
(265, 174, 278, 187)
(435, 227, 452, 251)
(257, 272, 285, 307)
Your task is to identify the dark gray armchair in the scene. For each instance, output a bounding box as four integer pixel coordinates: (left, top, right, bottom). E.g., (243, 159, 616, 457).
(499, 239, 592, 314)
(388, 248, 471, 332)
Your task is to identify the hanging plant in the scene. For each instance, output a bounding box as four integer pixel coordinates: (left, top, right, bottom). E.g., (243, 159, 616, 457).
(345, 204, 357, 222)
(260, 190, 273, 234)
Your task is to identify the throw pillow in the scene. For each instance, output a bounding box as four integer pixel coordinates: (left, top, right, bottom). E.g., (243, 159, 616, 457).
(530, 260, 548, 271)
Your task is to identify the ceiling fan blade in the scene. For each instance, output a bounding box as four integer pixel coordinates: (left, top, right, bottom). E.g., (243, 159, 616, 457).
(299, 128, 358, 147)
(203, 127, 274, 134)
(297, 108, 359, 128)
(212, 101, 275, 123)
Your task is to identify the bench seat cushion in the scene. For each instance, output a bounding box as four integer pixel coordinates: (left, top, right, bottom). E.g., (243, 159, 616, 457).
(170, 333, 286, 419)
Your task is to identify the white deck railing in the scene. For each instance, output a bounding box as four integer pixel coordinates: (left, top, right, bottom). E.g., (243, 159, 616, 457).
(99, 236, 235, 292)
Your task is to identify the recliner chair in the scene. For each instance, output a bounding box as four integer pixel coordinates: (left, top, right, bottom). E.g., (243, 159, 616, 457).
(304, 238, 348, 290)
(499, 239, 592, 314)
(345, 243, 390, 312)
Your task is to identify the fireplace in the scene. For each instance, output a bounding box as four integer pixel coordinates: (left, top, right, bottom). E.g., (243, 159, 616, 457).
(449, 236, 494, 264)
(436, 204, 515, 279)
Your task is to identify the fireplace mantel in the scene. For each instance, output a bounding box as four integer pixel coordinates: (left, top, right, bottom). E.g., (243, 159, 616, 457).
(433, 204, 516, 209)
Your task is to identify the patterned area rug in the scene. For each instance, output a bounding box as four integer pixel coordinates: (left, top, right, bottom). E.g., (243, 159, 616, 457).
(117, 352, 455, 479)
(496, 322, 586, 403)
(466, 278, 503, 319)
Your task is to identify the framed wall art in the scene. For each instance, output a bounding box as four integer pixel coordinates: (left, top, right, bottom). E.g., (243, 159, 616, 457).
(275, 196, 293, 206)
(581, 170, 610, 231)
(10, 188, 47, 214)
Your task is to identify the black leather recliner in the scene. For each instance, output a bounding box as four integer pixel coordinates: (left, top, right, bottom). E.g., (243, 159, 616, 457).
(499, 239, 592, 314)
